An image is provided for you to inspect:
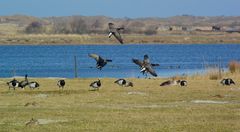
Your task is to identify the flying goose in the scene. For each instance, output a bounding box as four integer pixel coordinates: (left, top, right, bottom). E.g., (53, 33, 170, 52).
(132, 54, 159, 77)
(220, 78, 235, 86)
(108, 23, 124, 44)
(57, 80, 65, 89)
(88, 53, 112, 70)
(90, 79, 101, 90)
(6, 78, 19, 90)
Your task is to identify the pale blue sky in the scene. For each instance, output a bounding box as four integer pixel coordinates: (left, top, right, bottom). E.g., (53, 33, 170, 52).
(0, 0, 239, 18)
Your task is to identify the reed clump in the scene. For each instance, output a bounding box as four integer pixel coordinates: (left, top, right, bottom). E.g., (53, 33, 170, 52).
(229, 61, 240, 73)
(207, 68, 222, 80)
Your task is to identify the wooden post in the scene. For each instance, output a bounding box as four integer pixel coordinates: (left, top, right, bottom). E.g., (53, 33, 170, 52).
(218, 57, 222, 78)
(74, 56, 78, 78)
(12, 67, 15, 77)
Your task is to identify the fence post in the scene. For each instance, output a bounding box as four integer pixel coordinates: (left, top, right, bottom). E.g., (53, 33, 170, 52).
(12, 67, 16, 77)
(74, 56, 78, 78)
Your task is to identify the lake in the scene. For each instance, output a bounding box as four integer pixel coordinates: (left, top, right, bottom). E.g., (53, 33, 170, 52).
(0, 44, 239, 78)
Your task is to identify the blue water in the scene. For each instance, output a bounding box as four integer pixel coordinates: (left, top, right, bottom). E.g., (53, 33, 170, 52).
(0, 44, 239, 78)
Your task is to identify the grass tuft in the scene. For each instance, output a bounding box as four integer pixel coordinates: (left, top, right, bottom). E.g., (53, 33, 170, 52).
(229, 61, 240, 73)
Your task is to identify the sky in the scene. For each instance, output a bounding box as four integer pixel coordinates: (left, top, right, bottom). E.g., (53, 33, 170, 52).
(0, 0, 239, 18)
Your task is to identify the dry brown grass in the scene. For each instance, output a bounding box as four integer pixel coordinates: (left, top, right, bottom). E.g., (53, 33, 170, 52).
(229, 61, 240, 73)
(207, 68, 222, 80)
(0, 32, 240, 45)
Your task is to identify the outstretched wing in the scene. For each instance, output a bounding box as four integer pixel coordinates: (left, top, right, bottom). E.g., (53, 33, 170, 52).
(88, 54, 100, 61)
(146, 65, 157, 77)
(108, 23, 115, 32)
(151, 63, 160, 67)
(132, 59, 143, 67)
(113, 32, 123, 44)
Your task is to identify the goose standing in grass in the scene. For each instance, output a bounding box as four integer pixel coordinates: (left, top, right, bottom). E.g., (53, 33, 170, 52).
(28, 81, 40, 89)
(160, 80, 178, 86)
(57, 80, 65, 89)
(132, 54, 159, 78)
(177, 80, 188, 86)
(114, 79, 127, 86)
(125, 81, 134, 87)
(220, 78, 235, 86)
(90, 79, 101, 90)
(19, 74, 29, 89)
(114, 79, 134, 87)
(88, 53, 112, 70)
(6, 78, 19, 90)
(108, 23, 124, 44)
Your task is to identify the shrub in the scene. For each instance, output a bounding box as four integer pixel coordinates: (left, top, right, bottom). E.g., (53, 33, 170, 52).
(25, 21, 44, 34)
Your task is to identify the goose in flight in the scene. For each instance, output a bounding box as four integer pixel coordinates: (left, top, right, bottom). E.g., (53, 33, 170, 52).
(108, 23, 124, 44)
(132, 54, 159, 77)
(88, 53, 112, 70)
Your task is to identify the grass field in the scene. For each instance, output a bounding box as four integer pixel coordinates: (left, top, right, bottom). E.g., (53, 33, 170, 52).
(0, 74, 240, 132)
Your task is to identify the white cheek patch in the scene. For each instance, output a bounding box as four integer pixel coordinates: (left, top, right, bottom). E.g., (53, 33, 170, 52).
(108, 32, 113, 38)
(140, 67, 146, 72)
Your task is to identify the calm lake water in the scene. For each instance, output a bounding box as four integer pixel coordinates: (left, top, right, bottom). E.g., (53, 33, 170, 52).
(0, 44, 239, 78)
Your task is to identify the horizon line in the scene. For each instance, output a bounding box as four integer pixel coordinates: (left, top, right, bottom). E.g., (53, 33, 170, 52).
(1, 13, 240, 19)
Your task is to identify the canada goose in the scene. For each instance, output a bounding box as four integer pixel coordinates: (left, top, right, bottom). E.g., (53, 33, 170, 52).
(132, 54, 159, 77)
(90, 79, 101, 90)
(220, 78, 235, 86)
(28, 81, 40, 89)
(108, 23, 124, 44)
(160, 80, 178, 86)
(88, 53, 112, 70)
(177, 80, 187, 86)
(57, 80, 65, 89)
(6, 78, 19, 90)
(19, 74, 29, 89)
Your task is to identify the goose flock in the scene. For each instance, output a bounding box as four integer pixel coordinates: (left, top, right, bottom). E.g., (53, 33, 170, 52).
(5, 22, 238, 91)
(7, 74, 40, 90)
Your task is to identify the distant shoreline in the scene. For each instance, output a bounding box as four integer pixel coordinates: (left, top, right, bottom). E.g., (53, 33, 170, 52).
(0, 32, 240, 45)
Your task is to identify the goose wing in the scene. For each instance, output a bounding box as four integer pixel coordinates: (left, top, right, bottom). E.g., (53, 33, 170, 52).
(113, 31, 123, 44)
(132, 59, 143, 67)
(151, 63, 160, 67)
(108, 23, 116, 32)
(88, 54, 101, 61)
(146, 64, 157, 77)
